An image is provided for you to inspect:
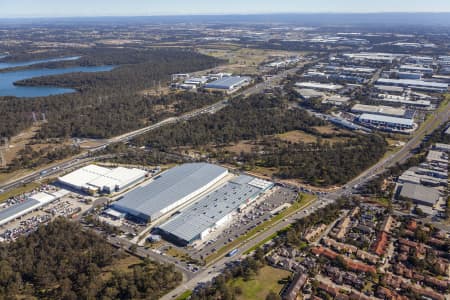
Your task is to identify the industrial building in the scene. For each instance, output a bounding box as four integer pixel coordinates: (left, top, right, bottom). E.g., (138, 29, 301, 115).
(405, 56, 434, 65)
(297, 88, 325, 100)
(398, 169, 447, 187)
(111, 163, 228, 223)
(343, 52, 403, 63)
(426, 150, 448, 165)
(433, 143, 450, 153)
(322, 95, 350, 106)
(399, 65, 433, 76)
(399, 183, 441, 207)
(357, 114, 415, 130)
(157, 175, 273, 246)
(204, 76, 251, 93)
(351, 104, 409, 118)
(372, 93, 431, 109)
(0, 190, 69, 226)
(397, 72, 422, 80)
(58, 165, 147, 194)
(184, 77, 208, 87)
(295, 81, 343, 92)
(376, 78, 448, 93)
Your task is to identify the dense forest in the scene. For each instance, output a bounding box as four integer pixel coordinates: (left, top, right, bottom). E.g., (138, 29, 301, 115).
(0, 218, 181, 299)
(7, 145, 81, 171)
(0, 48, 223, 139)
(134, 94, 326, 147)
(135, 94, 387, 186)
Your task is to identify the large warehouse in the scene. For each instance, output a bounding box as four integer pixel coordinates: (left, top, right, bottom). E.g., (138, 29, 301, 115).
(358, 113, 415, 130)
(295, 81, 343, 91)
(58, 165, 147, 194)
(204, 76, 251, 93)
(351, 104, 408, 118)
(399, 183, 441, 207)
(157, 175, 273, 246)
(111, 163, 228, 223)
(0, 190, 69, 226)
(376, 78, 448, 93)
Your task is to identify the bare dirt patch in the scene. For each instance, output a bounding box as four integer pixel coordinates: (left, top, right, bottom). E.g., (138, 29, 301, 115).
(1, 124, 41, 166)
(277, 130, 318, 144)
(225, 141, 258, 154)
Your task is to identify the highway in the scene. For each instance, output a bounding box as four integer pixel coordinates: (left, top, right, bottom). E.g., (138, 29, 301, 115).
(0, 61, 310, 196)
(160, 99, 450, 300)
(1, 58, 448, 300)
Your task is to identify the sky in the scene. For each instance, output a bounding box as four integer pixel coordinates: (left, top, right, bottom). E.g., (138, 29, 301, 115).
(1, 0, 450, 18)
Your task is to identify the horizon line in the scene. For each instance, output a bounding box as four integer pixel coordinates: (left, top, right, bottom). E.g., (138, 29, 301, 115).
(2, 11, 450, 19)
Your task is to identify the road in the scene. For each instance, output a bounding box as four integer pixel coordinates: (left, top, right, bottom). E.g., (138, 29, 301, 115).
(0, 61, 310, 196)
(1, 58, 448, 299)
(160, 100, 450, 300)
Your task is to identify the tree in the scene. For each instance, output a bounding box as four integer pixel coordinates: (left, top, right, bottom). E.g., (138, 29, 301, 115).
(129, 244, 138, 253)
(266, 291, 282, 300)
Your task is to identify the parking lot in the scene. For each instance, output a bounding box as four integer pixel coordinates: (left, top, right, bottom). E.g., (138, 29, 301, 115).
(143, 186, 298, 261)
(0, 189, 95, 242)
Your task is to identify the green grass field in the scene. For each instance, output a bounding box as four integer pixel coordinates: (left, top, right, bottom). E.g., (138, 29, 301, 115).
(175, 290, 192, 300)
(0, 182, 40, 203)
(230, 266, 291, 300)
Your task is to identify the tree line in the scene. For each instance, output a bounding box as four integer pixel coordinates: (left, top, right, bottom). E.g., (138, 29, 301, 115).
(0, 47, 223, 140)
(135, 94, 387, 186)
(0, 218, 181, 299)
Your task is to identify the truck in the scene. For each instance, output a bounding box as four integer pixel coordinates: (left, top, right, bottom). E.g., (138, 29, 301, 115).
(227, 248, 239, 257)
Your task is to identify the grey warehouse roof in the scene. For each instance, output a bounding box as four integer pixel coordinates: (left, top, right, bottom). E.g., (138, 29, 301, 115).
(158, 175, 270, 243)
(400, 183, 440, 206)
(205, 76, 250, 89)
(0, 199, 39, 224)
(112, 163, 227, 221)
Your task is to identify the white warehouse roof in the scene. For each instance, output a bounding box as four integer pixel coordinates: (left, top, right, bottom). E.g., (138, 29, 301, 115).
(58, 165, 146, 192)
(377, 78, 448, 90)
(59, 165, 110, 190)
(295, 81, 343, 91)
(88, 167, 147, 192)
(359, 113, 414, 126)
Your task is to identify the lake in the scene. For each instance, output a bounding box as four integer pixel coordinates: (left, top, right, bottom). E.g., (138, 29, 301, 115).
(0, 56, 80, 70)
(0, 65, 114, 98)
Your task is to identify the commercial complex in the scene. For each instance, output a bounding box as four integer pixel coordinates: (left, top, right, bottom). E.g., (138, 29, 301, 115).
(399, 65, 433, 76)
(58, 165, 147, 194)
(204, 76, 251, 93)
(399, 183, 441, 207)
(343, 52, 403, 63)
(0, 190, 69, 226)
(111, 163, 228, 223)
(351, 104, 409, 118)
(295, 82, 343, 92)
(357, 114, 415, 130)
(372, 93, 431, 109)
(376, 78, 448, 93)
(157, 175, 273, 246)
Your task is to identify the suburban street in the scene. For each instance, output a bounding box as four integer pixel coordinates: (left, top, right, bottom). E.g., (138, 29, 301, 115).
(160, 99, 450, 300)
